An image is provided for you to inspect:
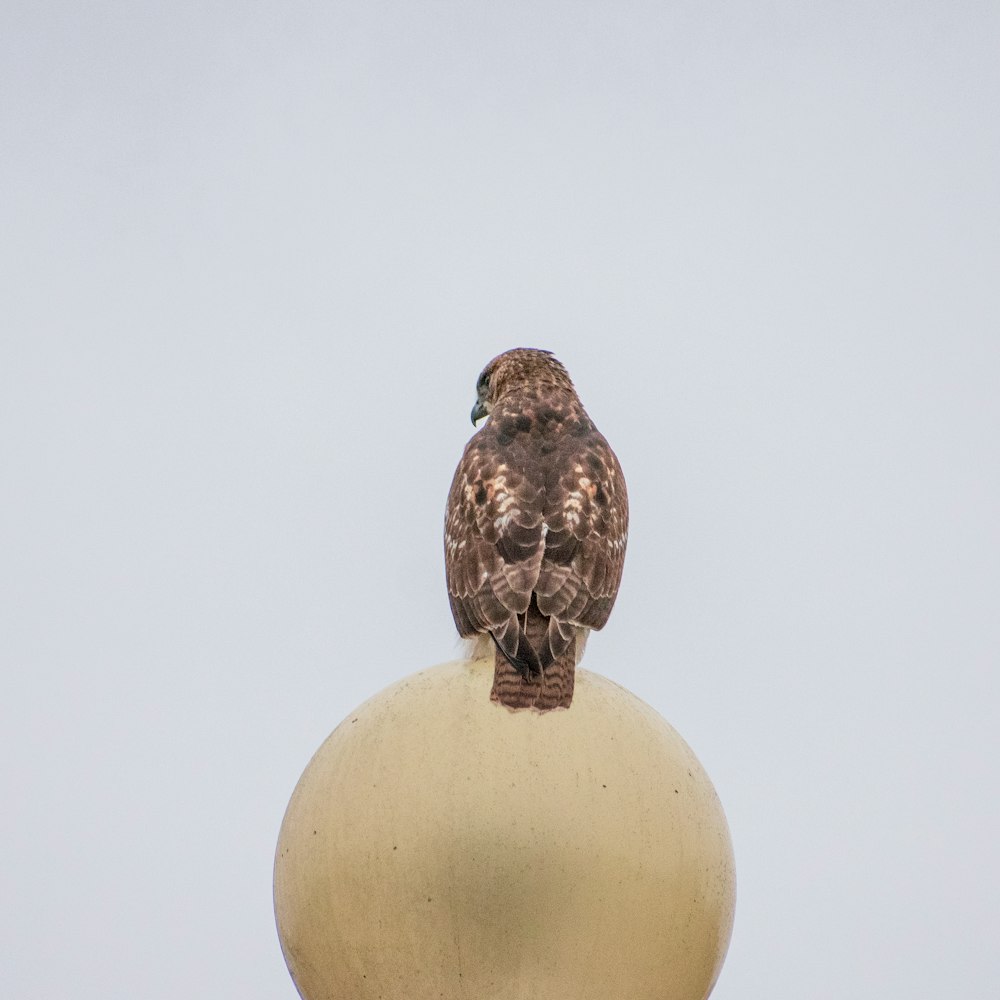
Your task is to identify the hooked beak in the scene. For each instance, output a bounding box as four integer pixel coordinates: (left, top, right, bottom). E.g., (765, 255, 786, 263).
(471, 400, 488, 425)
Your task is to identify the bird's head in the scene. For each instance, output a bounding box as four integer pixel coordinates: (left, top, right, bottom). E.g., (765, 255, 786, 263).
(470, 348, 574, 425)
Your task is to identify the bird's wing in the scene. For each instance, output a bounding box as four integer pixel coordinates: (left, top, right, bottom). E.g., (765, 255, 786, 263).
(534, 431, 629, 631)
(445, 433, 546, 670)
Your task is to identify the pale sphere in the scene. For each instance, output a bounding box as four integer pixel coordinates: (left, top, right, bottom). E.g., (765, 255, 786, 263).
(274, 660, 735, 1000)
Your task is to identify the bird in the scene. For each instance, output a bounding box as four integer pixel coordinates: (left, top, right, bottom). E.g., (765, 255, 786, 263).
(444, 348, 628, 711)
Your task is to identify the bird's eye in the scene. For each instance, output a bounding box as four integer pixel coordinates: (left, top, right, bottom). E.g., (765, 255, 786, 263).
(477, 372, 490, 391)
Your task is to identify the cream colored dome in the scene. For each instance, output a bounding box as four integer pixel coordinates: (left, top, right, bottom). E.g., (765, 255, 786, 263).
(274, 659, 735, 1000)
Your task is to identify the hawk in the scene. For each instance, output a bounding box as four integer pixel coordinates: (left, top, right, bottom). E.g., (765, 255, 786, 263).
(444, 348, 628, 711)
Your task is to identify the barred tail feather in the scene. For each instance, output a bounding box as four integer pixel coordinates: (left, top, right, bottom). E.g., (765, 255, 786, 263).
(490, 647, 576, 711)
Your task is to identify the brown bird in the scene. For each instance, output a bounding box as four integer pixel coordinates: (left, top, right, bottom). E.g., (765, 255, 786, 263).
(444, 349, 628, 711)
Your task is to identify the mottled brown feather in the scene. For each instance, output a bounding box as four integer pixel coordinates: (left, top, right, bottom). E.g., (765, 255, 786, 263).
(444, 348, 628, 711)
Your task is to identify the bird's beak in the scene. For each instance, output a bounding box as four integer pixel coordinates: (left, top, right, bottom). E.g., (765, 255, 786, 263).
(471, 400, 488, 425)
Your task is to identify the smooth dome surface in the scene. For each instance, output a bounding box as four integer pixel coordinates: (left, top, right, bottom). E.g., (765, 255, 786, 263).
(274, 659, 735, 1000)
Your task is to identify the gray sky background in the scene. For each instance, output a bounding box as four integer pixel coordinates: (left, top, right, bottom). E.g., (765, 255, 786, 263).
(3, 3, 998, 997)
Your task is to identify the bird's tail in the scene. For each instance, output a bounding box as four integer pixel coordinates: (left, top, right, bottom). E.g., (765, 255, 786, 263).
(490, 647, 575, 711)
(490, 601, 578, 711)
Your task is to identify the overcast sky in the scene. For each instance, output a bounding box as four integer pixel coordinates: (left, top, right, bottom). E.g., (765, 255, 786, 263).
(2, 3, 998, 997)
